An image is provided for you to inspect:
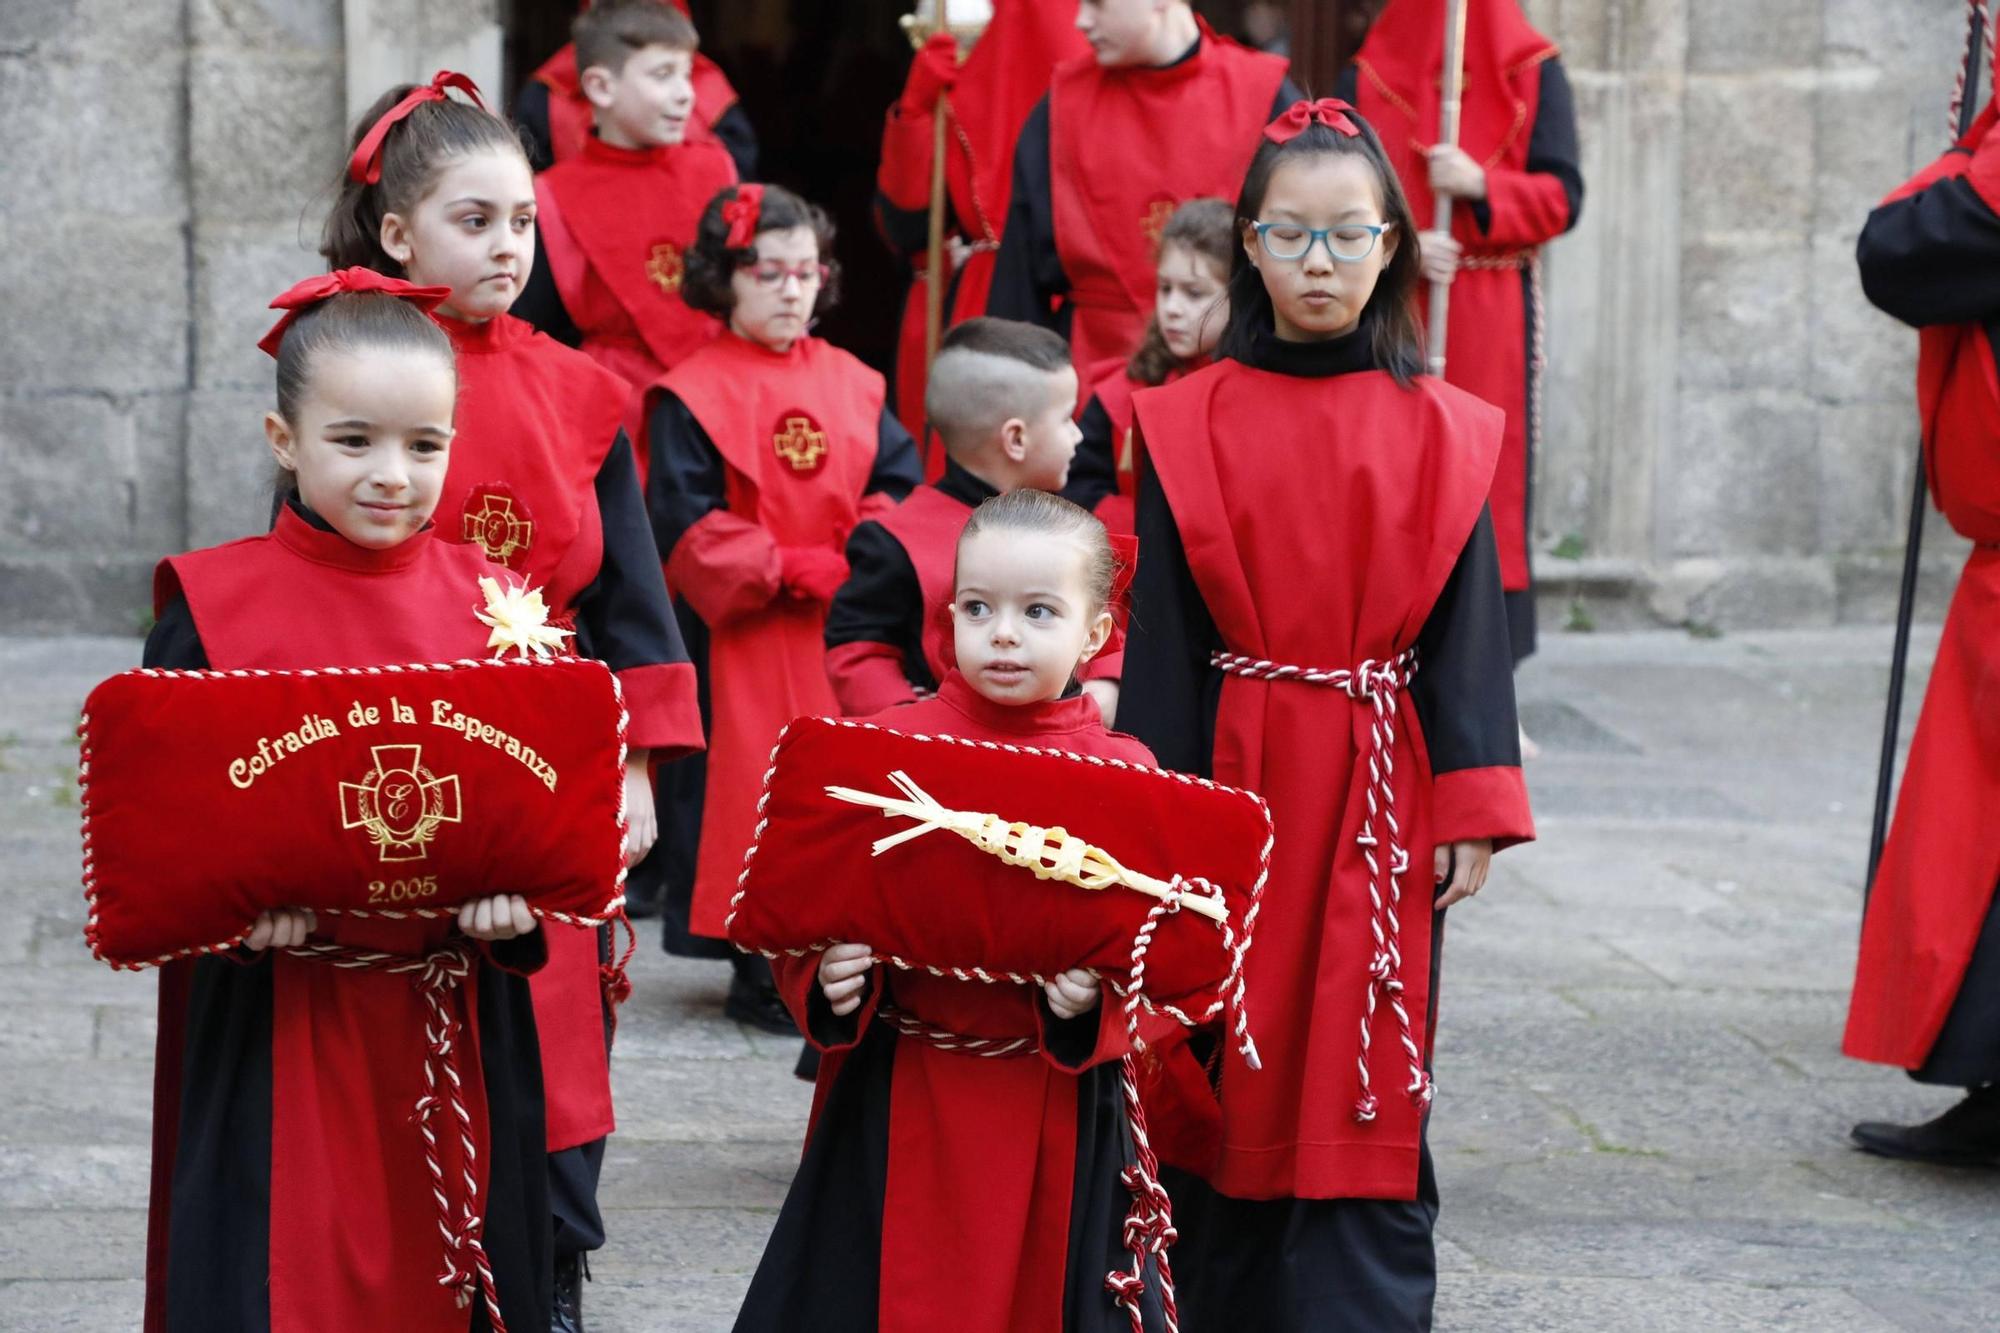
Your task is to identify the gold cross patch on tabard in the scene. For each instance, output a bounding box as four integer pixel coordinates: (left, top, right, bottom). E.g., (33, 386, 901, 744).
(339, 745, 462, 863)
(463, 490, 534, 567)
(773, 413, 829, 472)
(646, 241, 685, 294)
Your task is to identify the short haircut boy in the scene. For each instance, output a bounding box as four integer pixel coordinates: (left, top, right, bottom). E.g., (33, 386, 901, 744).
(573, 0, 699, 78)
(925, 317, 1074, 454)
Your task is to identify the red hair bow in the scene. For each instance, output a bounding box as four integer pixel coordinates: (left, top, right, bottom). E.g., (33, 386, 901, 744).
(721, 184, 765, 250)
(257, 268, 453, 358)
(1264, 98, 1361, 144)
(346, 70, 488, 185)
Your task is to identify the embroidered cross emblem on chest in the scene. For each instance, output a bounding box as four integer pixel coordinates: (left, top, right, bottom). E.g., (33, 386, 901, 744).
(773, 414, 830, 472)
(646, 241, 684, 294)
(339, 745, 463, 863)
(463, 491, 534, 567)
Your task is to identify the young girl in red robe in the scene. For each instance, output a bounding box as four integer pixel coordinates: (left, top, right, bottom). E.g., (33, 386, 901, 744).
(736, 488, 1168, 1333)
(1119, 101, 1535, 1330)
(323, 73, 705, 1327)
(1064, 197, 1233, 534)
(143, 277, 551, 1332)
(640, 183, 921, 1027)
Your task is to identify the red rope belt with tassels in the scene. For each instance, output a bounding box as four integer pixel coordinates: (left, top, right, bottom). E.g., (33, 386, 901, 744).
(1209, 647, 1435, 1124)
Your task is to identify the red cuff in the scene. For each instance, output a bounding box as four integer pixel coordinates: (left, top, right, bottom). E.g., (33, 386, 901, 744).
(1080, 647, 1123, 683)
(665, 509, 782, 625)
(615, 661, 704, 757)
(773, 950, 881, 1053)
(1431, 765, 1535, 851)
(1459, 168, 1573, 250)
(826, 639, 921, 716)
(876, 104, 937, 212)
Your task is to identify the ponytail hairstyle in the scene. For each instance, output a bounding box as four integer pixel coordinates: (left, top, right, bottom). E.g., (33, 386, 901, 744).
(1127, 197, 1236, 386)
(957, 488, 1119, 619)
(321, 72, 527, 275)
(681, 182, 843, 320)
(1217, 109, 1425, 386)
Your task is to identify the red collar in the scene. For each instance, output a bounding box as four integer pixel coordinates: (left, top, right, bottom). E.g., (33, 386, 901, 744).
(720, 326, 809, 362)
(271, 503, 434, 575)
(935, 672, 1106, 737)
(581, 133, 676, 169)
(433, 311, 528, 356)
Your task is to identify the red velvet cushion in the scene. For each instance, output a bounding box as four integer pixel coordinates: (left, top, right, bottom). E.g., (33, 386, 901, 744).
(80, 657, 628, 968)
(727, 716, 1272, 1020)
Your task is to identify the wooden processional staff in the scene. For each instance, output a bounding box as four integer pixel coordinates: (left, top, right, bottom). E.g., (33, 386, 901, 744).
(1426, 0, 1471, 377)
(900, 1, 984, 375)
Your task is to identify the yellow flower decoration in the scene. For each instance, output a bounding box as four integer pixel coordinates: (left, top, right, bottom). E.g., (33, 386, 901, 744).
(475, 577, 574, 661)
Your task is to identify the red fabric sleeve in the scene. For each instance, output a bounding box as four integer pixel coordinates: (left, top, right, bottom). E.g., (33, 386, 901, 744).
(1885, 102, 1993, 205)
(826, 639, 921, 716)
(857, 490, 901, 525)
(614, 660, 705, 757)
(1036, 995, 1182, 1074)
(1080, 646, 1123, 683)
(1965, 119, 2000, 216)
(877, 104, 937, 212)
(774, 950, 882, 1053)
(1459, 167, 1573, 250)
(1431, 764, 1535, 852)
(664, 508, 782, 625)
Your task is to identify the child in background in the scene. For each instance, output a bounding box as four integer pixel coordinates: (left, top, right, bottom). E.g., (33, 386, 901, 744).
(515, 0, 738, 389)
(643, 182, 921, 1028)
(1064, 197, 1233, 534)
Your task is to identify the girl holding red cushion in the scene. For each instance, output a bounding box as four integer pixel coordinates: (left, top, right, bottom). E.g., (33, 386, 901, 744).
(641, 182, 921, 1028)
(323, 72, 704, 1326)
(143, 277, 551, 1332)
(1119, 101, 1534, 1329)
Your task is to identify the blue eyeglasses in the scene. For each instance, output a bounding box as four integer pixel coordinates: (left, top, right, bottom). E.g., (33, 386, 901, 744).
(1250, 220, 1394, 263)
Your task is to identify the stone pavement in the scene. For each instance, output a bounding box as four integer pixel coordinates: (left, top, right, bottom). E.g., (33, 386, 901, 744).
(1, 627, 1994, 1332)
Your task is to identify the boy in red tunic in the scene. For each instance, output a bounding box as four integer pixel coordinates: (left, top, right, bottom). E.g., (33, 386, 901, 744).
(874, 2, 1088, 442)
(737, 490, 1167, 1333)
(516, 0, 739, 389)
(1120, 103, 1533, 1329)
(1341, 0, 1584, 666)
(326, 74, 706, 1331)
(1843, 92, 2000, 1166)
(144, 277, 552, 1333)
(642, 183, 921, 1026)
(826, 315, 1134, 723)
(987, 0, 1296, 378)
(516, 0, 757, 178)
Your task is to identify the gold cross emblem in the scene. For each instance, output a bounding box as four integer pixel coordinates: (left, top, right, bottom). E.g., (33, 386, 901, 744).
(464, 492, 533, 567)
(773, 414, 829, 471)
(339, 745, 462, 863)
(1142, 198, 1177, 252)
(646, 241, 684, 294)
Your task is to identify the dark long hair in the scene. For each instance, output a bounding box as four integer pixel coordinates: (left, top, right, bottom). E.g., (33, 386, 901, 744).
(321, 87, 527, 274)
(1127, 197, 1235, 387)
(1216, 114, 1425, 387)
(682, 182, 843, 320)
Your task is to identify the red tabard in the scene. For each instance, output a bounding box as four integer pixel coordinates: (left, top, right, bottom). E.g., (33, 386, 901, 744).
(1353, 0, 1566, 592)
(530, 41, 741, 163)
(145, 511, 515, 1333)
(1084, 356, 1206, 535)
(771, 677, 1159, 1333)
(1047, 31, 1287, 378)
(1846, 121, 2000, 1068)
(538, 134, 736, 387)
(1133, 362, 1518, 1200)
(437, 311, 703, 1151)
(651, 332, 885, 937)
(880, 0, 1091, 442)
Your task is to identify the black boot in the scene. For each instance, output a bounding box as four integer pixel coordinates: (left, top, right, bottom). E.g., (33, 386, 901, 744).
(1852, 1085, 2000, 1166)
(724, 955, 798, 1036)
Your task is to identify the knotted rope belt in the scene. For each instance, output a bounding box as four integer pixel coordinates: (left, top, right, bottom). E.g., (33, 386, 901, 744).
(285, 940, 509, 1331)
(1210, 648, 1434, 1123)
(878, 1002, 1182, 1333)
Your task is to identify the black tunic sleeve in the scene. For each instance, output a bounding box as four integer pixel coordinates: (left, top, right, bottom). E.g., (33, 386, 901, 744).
(144, 597, 209, 670)
(1409, 506, 1522, 774)
(1117, 466, 1222, 777)
(514, 81, 557, 174)
(1857, 155, 2000, 328)
(824, 520, 929, 679)
(646, 392, 730, 553)
(574, 431, 691, 676)
(710, 104, 760, 179)
(514, 237, 582, 348)
(869, 408, 924, 500)
(1060, 392, 1119, 510)
(986, 96, 1067, 331)
(873, 190, 941, 262)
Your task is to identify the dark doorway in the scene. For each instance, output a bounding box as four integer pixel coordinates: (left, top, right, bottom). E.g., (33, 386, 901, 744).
(501, 1, 1380, 375)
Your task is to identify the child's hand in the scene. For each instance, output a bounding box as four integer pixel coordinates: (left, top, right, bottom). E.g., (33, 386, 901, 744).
(1081, 679, 1119, 729)
(1044, 968, 1100, 1021)
(1427, 144, 1487, 200)
(458, 894, 538, 941)
(624, 751, 657, 868)
(244, 907, 316, 952)
(818, 942, 874, 1016)
(1418, 230, 1462, 285)
(1434, 839, 1493, 909)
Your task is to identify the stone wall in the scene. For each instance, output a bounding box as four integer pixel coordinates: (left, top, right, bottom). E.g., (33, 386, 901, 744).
(0, 0, 1983, 631)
